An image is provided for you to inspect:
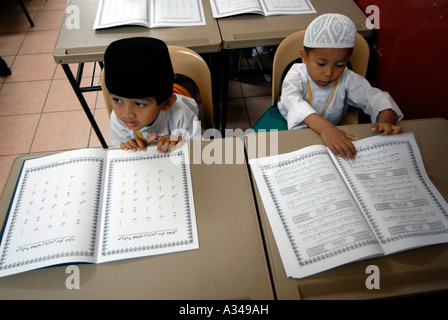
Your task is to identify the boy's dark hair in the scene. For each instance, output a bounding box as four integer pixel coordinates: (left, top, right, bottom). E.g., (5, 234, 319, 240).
(303, 46, 354, 56)
(104, 37, 174, 104)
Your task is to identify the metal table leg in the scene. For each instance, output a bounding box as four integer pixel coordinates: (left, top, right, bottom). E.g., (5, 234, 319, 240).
(61, 63, 108, 149)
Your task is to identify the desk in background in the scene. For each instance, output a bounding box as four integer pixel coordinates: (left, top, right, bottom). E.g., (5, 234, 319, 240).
(245, 118, 448, 299)
(218, 0, 372, 50)
(53, 0, 222, 148)
(0, 138, 273, 299)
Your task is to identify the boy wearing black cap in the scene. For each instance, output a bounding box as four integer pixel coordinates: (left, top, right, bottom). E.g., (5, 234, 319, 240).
(104, 37, 200, 153)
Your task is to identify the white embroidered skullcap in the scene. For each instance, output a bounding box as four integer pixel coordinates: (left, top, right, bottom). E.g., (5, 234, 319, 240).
(304, 13, 357, 48)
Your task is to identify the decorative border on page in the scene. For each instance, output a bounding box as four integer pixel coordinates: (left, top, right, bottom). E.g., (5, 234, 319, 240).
(0, 157, 103, 272)
(260, 149, 376, 267)
(214, 4, 261, 16)
(101, 150, 195, 256)
(259, 0, 315, 14)
(97, 0, 149, 28)
(335, 139, 448, 244)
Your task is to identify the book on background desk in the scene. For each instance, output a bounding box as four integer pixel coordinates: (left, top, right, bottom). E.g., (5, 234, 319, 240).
(249, 133, 448, 279)
(93, 0, 206, 29)
(209, 0, 316, 18)
(0, 144, 198, 278)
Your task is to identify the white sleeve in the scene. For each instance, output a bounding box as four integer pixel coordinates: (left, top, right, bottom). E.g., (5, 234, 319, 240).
(170, 113, 201, 140)
(170, 95, 201, 140)
(346, 71, 404, 123)
(277, 64, 317, 129)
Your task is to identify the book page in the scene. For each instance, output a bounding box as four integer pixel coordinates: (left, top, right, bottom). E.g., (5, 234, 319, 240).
(331, 133, 448, 254)
(209, 0, 264, 18)
(93, 0, 149, 29)
(150, 0, 206, 27)
(249, 145, 382, 279)
(259, 0, 316, 16)
(0, 149, 106, 278)
(97, 144, 198, 263)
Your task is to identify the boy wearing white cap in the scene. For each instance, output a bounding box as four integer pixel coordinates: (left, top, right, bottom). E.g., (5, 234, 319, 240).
(278, 13, 403, 160)
(104, 37, 200, 153)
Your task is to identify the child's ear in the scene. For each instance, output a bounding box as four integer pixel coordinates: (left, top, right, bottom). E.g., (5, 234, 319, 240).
(160, 94, 177, 111)
(300, 49, 307, 63)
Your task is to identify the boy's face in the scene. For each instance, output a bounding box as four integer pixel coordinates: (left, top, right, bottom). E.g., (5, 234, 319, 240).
(300, 48, 352, 87)
(110, 94, 172, 131)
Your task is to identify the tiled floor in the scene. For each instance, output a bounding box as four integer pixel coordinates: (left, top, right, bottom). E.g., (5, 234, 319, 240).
(0, 0, 273, 194)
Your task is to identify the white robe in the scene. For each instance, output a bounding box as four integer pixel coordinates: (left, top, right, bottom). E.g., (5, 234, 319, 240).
(277, 63, 403, 129)
(109, 93, 200, 148)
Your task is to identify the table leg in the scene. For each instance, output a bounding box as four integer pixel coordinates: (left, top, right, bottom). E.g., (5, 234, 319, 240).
(61, 64, 108, 149)
(208, 52, 220, 131)
(218, 50, 230, 135)
(18, 0, 34, 27)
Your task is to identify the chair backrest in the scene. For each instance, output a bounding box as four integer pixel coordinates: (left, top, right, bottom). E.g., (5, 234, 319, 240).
(271, 29, 370, 106)
(101, 45, 214, 129)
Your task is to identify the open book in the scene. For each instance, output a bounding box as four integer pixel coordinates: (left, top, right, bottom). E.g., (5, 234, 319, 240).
(249, 133, 448, 279)
(209, 0, 316, 19)
(0, 144, 198, 278)
(93, 0, 206, 29)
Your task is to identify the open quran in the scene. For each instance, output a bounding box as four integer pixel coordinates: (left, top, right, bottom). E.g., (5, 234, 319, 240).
(249, 133, 448, 278)
(209, 0, 316, 18)
(93, 0, 206, 29)
(0, 144, 198, 278)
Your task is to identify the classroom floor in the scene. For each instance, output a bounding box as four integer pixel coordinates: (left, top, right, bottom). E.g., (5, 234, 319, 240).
(0, 0, 273, 194)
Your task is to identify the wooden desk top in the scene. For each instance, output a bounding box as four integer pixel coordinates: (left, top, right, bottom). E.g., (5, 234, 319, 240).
(53, 0, 222, 64)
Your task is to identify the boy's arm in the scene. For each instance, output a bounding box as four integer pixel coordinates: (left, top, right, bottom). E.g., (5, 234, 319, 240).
(371, 109, 403, 135)
(345, 71, 403, 136)
(278, 65, 316, 129)
(304, 113, 359, 160)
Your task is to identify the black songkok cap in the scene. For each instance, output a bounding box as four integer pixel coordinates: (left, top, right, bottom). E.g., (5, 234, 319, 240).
(104, 37, 174, 102)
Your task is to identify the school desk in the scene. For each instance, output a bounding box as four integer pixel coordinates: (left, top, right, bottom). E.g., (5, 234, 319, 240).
(52, 0, 222, 149)
(0, 138, 273, 299)
(217, 0, 372, 50)
(245, 118, 448, 299)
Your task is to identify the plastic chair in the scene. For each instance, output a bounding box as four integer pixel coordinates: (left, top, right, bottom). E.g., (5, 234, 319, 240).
(101, 45, 214, 129)
(253, 29, 370, 131)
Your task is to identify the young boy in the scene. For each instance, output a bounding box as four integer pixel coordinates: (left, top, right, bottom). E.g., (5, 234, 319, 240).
(278, 13, 404, 160)
(104, 37, 200, 153)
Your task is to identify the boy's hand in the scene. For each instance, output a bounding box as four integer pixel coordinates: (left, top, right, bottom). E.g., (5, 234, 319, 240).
(304, 114, 358, 161)
(371, 122, 403, 135)
(120, 137, 148, 152)
(320, 126, 359, 161)
(373, 109, 402, 135)
(147, 134, 183, 154)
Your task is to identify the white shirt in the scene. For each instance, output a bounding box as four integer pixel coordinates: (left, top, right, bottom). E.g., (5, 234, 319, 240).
(277, 63, 404, 129)
(110, 93, 200, 148)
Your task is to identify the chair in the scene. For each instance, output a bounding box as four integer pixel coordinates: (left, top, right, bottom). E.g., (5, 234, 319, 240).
(252, 29, 370, 131)
(101, 45, 214, 129)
